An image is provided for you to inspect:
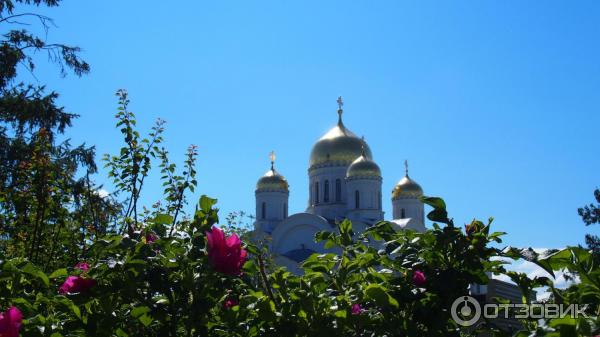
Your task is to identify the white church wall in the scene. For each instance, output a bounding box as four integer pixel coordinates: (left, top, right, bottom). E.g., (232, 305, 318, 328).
(392, 198, 424, 224)
(307, 166, 349, 219)
(273, 224, 327, 254)
(345, 180, 382, 209)
(270, 212, 332, 254)
(255, 190, 289, 234)
(344, 178, 384, 224)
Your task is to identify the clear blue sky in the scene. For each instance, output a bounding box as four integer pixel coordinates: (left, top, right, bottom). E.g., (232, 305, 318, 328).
(23, 1, 600, 249)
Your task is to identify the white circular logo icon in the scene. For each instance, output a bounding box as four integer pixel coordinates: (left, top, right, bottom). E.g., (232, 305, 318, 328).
(451, 296, 481, 327)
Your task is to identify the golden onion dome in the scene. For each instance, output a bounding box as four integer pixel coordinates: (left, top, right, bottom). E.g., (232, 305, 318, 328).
(256, 168, 289, 192)
(309, 100, 372, 169)
(256, 151, 289, 192)
(346, 153, 381, 179)
(392, 175, 423, 199)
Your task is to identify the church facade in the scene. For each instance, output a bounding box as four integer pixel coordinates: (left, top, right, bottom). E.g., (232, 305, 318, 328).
(252, 98, 426, 273)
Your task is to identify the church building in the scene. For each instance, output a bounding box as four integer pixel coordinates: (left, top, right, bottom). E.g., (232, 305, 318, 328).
(252, 97, 426, 272)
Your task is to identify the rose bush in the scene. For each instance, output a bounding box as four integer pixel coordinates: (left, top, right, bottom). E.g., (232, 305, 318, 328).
(2, 193, 597, 336)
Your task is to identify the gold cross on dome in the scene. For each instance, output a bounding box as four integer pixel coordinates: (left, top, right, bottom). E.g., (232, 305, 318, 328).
(405, 159, 409, 176)
(336, 96, 344, 125)
(269, 151, 276, 170)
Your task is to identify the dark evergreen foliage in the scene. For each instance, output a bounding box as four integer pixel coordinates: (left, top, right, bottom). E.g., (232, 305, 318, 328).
(0, 0, 116, 270)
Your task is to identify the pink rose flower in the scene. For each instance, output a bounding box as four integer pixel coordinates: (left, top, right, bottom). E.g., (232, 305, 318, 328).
(351, 303, 362, 315)
(74, 262, 90, 272)
(146, 232, 158, 243)
(412, 270, 426, 287)
(206, 226, 247, 276)
(59, 276, 96, 295)
(0, 306, 22, 337)
(223, 299, 238, 309)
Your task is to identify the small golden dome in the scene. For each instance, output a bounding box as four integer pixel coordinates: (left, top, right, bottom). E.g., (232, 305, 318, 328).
(309, 106, 372, 168)
(392, 175, 423, 199)
(346, 154, 381, 179)
(256, 169, 289, 192)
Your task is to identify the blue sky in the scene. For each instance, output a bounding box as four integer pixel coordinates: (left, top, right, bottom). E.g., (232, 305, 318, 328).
(20, 1, 600, 249)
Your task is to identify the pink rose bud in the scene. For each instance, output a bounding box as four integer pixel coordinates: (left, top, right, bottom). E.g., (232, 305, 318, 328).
(0, 306, 22, 337)
(412, 270, 426, 287)
(74, 262, 90, 272)
(351, 303, 362, 315)
(146, 232, 158, 243)
(223, 299, 238, 309)
(59, 276, 96, 295)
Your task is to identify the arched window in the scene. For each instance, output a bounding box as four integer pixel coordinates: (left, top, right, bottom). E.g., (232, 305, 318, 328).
(355, 190, 360, 209)
(283, 203, 288, 218)
(335, 179, 341, 202)
(324, 180, 330, 202)
(401, 208, 405, 219)
(261, 202, 266, 219)
(315, 182, 320, 204)
(378, 190, 382, 209)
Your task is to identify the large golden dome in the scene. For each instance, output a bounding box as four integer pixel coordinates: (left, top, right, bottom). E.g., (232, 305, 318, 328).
(392, 175, 423, 199)
(346, 152, 381, 179)
(256, 168, 289, 192)
(309, 105, 372, 169)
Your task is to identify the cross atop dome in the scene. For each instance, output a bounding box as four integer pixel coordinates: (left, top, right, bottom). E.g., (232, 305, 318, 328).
(269, 150, 276, 170)
(361, 136, 366, 156)
(405, 159, 409, 176)
(337, 96, 344, 125)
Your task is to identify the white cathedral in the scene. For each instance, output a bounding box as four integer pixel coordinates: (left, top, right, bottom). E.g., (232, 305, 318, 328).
(252, 97, 426, 273)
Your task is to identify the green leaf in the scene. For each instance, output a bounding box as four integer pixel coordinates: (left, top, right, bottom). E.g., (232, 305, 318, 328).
(364, 284, 399, 308)
(339, 219, 354, 245)
(245, 243, 260, 256)
(49, 268, 68, 279)
(115, 328, 129, 337)
(10, 298, 31, 307)
(315, 231, 338, 249)
(503, 247, 556, 278)
(199, 195, 218, 212)
(131, 306, 151, 318)
(548, 316, 576, 327)
(426, 208, 450, 225)
(243, 260, 258, 274)
(420, 196, 446, 210)
(139, 314, 153, 327)
(488, 231, 506, 241)
(153, 213, 173, 225)
(339, 219, 353, 235)
(543, 247, 591, 273)
(22, 263, 49, 287)
(71, 303, 81, 319)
